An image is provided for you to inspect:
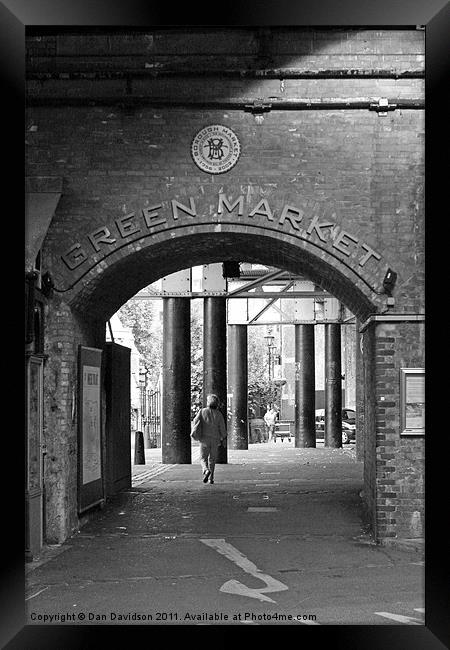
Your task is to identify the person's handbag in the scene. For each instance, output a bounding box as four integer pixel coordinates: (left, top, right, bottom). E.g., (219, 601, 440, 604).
(190, 411, 203, 441)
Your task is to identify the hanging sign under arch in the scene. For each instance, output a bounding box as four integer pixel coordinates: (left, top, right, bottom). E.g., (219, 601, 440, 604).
(191, 124, 241, 174)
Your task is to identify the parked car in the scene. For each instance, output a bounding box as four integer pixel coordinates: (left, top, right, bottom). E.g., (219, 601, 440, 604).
(341, 408, 356, 444)
(315, 408, 356, 444)
(315, 409, 325, 435)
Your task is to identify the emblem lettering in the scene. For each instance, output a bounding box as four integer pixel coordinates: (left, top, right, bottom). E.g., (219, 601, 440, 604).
(142, 204, 166, 228)
(306, 215, 335, 241)
(278, 204, 304, 230)
(206, 137, 227, 160)
(115, 213, 140, 239)
(218, 193, 244, 216)
(191, 125, 241, 174)
(248, 199, 274, 222)
(359, 243, 382, 267)
(88, 226, 117, 252)
(61, 243, 88, 270)
(171, 198, 196, 220)
(60, 193, 384, 282)
(332, 229, 359, 256)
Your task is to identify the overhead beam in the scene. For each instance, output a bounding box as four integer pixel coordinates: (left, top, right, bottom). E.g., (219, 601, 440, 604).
(226, 269, 287, 296)
(131, 290, 329, 299)
(248, 281, 294, 324)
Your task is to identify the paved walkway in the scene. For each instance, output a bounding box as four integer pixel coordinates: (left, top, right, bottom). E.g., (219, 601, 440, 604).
(22, 442, 425, 628)
(131, 445, 201, 485)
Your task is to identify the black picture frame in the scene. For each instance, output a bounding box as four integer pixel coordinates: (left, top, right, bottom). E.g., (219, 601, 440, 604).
(5, 1, 448, 648)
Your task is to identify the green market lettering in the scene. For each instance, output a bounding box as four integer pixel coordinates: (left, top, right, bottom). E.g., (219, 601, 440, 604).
(61, 193, 381, 271)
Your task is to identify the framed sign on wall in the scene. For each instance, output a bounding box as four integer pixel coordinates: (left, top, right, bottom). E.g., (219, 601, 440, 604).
(78, 346, 104, 512)
(400, 368, 425, 436)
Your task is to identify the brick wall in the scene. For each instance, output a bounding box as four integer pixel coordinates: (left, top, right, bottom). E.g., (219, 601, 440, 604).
(43, 296, 104, 542)
(27, 29, 424, 324)
(362, 324, 377, 534)
(28, 104, 424, 321)
(374, 322, 425, 540)
(361, 320, 425, 541)
(26, 28, 424, 75)
(26, 28, 425, 544)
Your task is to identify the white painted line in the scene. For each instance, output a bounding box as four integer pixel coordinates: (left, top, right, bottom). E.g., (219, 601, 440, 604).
(133, 465, 171, 484)
(300, 619, 320, 625)
(260, 472, 281, 475)
(200, 538, 288, 603)
(247, 507, 278, 512)
(414, 608, 425, 613)
(26, 586, 49, 601)
(133, 450, 201, 485)
(374, 612, 423, 624)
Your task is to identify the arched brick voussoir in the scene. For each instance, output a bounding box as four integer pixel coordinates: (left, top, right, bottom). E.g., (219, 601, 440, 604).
(63, 224, 382, 322)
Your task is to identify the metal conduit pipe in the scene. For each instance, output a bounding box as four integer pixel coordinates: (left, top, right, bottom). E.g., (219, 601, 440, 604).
(203, 297, 228, 464)
(27, 97, 425, 109)
(161, 298, 192, 464)
(295, 324, 316, 448)
(27, 70, 424, 80)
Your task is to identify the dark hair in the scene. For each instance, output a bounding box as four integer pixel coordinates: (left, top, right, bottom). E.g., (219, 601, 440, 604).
(207, 394, 219, 409)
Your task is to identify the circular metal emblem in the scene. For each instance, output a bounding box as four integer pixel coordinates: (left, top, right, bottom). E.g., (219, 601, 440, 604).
(191, 124, 241, 174)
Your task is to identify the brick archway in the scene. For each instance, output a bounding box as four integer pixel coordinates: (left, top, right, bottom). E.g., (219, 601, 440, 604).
(55, 224, 385, 324)
(45, 224, 385, 540)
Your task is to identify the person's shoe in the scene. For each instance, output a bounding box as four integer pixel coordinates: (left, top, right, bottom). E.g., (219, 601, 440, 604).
(209, 478, 214, 484)
(203, 470, 211, 483)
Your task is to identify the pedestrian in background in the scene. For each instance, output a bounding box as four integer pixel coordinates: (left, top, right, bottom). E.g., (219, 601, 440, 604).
(192, 394, 227, 484)
(264, 404, 278, 442)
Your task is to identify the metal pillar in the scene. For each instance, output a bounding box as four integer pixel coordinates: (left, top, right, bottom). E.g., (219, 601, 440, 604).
(203, 297, 227, 463)
(227, 324, 248, 449)
(324, 323, 342, 447)
(161, 298, 191, 464)
(294, 324, 316, 447)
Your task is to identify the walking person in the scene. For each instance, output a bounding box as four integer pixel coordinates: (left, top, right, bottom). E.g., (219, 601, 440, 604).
(264, 404, 278, 442)
(192, 394, 227, 484)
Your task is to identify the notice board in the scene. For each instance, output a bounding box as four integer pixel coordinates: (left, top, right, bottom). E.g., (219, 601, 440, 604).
(400, 368, 425, 435)
(78, 346, 104, 513)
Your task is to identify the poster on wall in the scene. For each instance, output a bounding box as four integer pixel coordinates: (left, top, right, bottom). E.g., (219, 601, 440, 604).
(400, 368, 425, 435)
(82, 365, 101, 483)
(78, 346, 104, 512)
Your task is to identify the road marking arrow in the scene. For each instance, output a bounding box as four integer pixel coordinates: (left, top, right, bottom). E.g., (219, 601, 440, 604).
(200, 538, 288, 603)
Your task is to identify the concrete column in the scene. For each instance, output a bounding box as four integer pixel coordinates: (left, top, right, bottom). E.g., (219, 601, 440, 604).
(294, 324, 316, 447)
(343, 322, 357, 410)
(324, 323, 342, 448)
(203, 297, 227, 463)
(161, 298, 191, 464)
(227, 324, 248, 449)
